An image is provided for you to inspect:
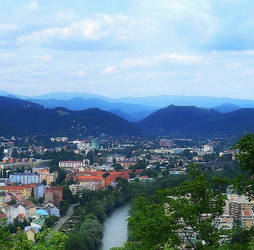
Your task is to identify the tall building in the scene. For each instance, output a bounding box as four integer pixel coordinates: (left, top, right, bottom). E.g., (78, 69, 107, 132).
(227, 194, 252, 221)
(9, 173, 41, 184)
(203, 145, 214, 154)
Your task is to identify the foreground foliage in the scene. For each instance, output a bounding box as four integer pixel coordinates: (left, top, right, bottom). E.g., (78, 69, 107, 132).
(117, 134, 254, 249)
(0, 220, 67, 250)
(128, 175, 226, 249)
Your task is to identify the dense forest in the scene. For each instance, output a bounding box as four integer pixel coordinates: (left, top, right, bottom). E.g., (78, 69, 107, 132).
(2, 96, 254, 138)
(137, 105, 254, 137)
(0, 96, 141, 137)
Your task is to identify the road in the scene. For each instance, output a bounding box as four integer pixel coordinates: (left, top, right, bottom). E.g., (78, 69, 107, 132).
(53, 203, 79, 231)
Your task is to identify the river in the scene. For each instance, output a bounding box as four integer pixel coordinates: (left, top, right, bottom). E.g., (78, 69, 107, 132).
(100, 204, 130, 250)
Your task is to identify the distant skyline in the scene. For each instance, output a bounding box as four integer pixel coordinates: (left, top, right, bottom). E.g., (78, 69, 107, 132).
(1, 0, 254, 99)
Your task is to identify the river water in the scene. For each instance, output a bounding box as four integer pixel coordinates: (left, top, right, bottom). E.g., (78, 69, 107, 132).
(100, 204, 130, 250)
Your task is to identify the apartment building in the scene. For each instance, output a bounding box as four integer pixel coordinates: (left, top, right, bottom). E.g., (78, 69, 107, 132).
(9, 173, 41, 184)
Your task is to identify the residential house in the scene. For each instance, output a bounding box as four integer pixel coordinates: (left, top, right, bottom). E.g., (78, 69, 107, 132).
(45, 203, 60, 217)
(45, 186, 63, 206)
(241, 210, 254, 228)
(20, 200, 36, 219)
(2, 184, 36, 200)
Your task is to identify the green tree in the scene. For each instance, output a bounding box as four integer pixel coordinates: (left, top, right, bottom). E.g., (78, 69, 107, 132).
(233, 134, 254, 173)
(131, 160, 148, 170)
(45, 216, 59, 228)
(0, 220, 67, 250)
(66, 214, 103, 250)
(31, 187, 35, 198)
(129, 175, 226, 249)
(62, 185, 74, 203)
(232, 134, 254, 198)
(8, 199, 17, 205)
(113, 163, 124, 170)
(59, 200, 69, 216)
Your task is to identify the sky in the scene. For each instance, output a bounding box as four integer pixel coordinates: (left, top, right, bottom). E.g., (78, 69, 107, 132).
(0, 0, 254, 99)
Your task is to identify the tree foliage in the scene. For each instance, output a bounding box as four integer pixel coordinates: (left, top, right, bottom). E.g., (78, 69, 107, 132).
(0, 220, 67, 250)
(129, 175, 226, 249)
(233, 134, 254, 174)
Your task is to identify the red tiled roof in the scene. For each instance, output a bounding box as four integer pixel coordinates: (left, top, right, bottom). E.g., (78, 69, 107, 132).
(0, 212, 6, 218)
(77, 176, 103, 181)
(18, 214, 24, 219)
(243, 210, 252, 217)
(3, 184, 36, 191)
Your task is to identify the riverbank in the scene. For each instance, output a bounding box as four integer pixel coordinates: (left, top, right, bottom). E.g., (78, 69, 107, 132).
(61, 179, 136, 250)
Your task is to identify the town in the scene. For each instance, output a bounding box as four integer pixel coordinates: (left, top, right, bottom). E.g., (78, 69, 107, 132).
(0, 134, 252, 243)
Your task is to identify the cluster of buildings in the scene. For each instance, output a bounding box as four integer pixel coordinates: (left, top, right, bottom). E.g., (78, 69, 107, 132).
(0, 166, 63, 241)
(168, 190, 254, 247)
(59, 157, 137, 172)
(66, 168, 142, 194)
(0, 183, 62, 220)
(71, 139, 100, 153)
(50, 137, 68, 142)
(0, 135, 243, 244)
(5, 168, 58, 185)
(219, 192, 254, 229)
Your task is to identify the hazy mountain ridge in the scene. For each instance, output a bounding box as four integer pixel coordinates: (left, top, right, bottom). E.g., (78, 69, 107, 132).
(1, 93, 254, 138)
(29, 97, 155, 122)
(2, 90, 254, 109)
(0, 96, 141, 137)
(115, 95, 254, 108)
(212, 103, 242, 113)
(137, 105, 254, 137)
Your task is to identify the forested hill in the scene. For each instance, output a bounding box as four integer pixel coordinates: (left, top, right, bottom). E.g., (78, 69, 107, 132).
(0, 96, 142, 137)
(2, 96, 254, 138)
(137, 105, 254, 137)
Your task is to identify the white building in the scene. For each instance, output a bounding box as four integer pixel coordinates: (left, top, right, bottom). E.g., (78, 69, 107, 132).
(203, 145, 214, 154)
(59, 161, 83, 170)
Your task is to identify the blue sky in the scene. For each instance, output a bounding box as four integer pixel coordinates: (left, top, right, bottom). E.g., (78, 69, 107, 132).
(0, 0, 254, 99)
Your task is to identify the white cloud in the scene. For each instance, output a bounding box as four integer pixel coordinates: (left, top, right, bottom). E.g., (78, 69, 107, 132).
(122, 57, 150, 68)
(156, 54, 203, 64)
(28, 0, 39, 11)
(101, 66, 117, 75)
(2, 0, 254, 99)
(121, 53, 203, 70)
(18, 14, 140, 44)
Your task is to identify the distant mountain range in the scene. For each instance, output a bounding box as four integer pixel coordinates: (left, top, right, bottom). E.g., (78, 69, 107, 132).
(114, 95, 254, 109)
(212, 103, 242, 113)
(2, 91, 254, 122)
(0, 96, 141, 137)
(27, 94, 253, 122)
(1, 91, 254, 138)
(33, 92, 111, 101)
(1, 96, 254, 138)
(137, 105, 254, 137)
(29, 97, 156, 122)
